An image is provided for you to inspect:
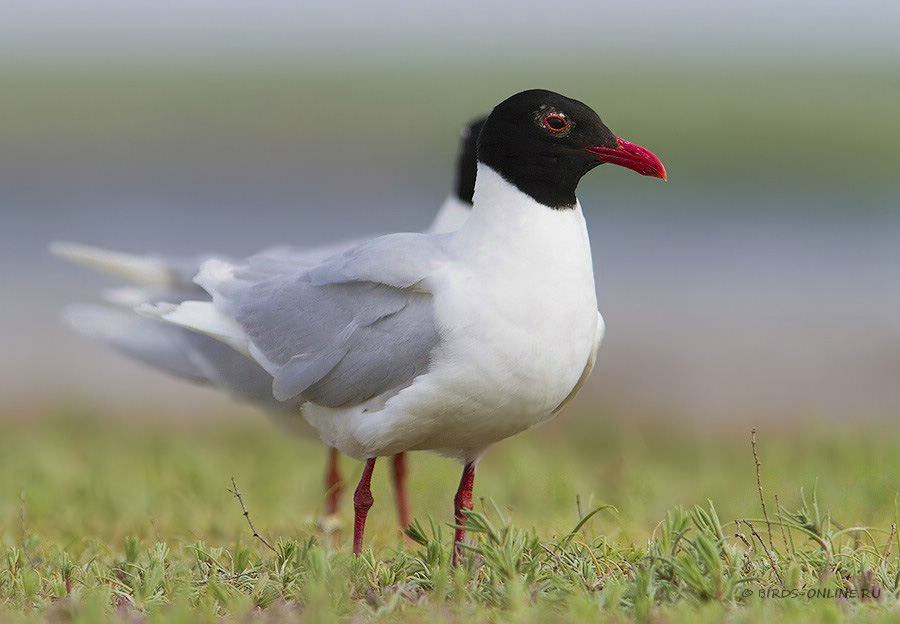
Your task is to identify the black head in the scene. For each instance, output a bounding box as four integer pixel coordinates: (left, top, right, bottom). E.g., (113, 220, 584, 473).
(453, 116, 486, 205)
(478, 89, 666, 208)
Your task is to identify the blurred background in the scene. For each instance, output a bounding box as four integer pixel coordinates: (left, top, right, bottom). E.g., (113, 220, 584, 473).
(2, 0, 899, 427)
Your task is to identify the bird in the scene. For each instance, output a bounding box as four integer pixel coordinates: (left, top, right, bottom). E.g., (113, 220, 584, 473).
(143, 88, 667, 563)
(52, 116, 487, 530)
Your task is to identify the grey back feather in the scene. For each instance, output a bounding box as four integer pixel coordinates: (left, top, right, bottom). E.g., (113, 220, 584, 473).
(220, 233, 446, 406)
(179, 330, 298, 410)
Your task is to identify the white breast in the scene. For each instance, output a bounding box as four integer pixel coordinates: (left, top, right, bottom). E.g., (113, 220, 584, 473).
(318, 166, 599, 462)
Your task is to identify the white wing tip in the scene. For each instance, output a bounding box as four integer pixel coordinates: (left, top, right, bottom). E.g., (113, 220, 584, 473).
(194, 258, 237, 295)
(103, 286, 153, 308)
(49, 240, 104, 263)
(135, 302, 178, 320)
(49, 240, 173, 287)
(138, 300, 250, 357)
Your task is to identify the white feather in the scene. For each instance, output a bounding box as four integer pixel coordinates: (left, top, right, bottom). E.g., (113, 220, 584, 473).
(50, 241, 174, 287)
(103, 286, 156, 308)
(426, 195, 471, 234)
(193, 258, 236, 298)
(136, 301, 251, 357)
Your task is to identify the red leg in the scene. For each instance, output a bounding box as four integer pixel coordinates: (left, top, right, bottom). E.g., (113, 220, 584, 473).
(452, 462, 476, 566)
(324, 447, 343, 516)
(353, 458, 377, 556)
(390, 453, 411, 529)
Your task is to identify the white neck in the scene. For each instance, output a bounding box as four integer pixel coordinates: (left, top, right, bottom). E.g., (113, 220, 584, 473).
(426, 195, 472, 234)
(455, 164, 585, 249)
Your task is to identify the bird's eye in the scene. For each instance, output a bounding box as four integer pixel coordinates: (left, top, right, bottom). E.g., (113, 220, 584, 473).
(543, 113, 569, 133)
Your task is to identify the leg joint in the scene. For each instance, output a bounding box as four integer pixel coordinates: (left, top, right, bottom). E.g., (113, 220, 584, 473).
(354, 487, 374, 510)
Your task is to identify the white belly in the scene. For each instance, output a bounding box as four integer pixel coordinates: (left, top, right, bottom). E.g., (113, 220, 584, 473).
(410, 268, 599, 453)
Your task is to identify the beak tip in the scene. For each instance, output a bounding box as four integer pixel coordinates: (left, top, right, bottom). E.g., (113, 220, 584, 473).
(590, 139, 667, 183)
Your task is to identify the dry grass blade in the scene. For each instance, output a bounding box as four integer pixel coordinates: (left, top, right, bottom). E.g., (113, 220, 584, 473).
(751, 428, 776, 555)
(744, 519, 783, 584)
(774, 493, 793, 561)
(227, 476, 278, 555)
(885, 523, 896, 561)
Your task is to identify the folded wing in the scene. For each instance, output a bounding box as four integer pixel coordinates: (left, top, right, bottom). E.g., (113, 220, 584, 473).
(155, 233, 448, 407)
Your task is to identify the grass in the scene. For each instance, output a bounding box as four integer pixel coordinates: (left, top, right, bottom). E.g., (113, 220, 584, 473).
(0, 406, 897, 622)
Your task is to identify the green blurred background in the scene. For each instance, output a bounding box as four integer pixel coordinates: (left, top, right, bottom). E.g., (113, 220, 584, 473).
(1, 2, 898, 424)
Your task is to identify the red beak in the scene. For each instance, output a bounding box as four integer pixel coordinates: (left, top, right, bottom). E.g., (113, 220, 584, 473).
(586, 137, 667, 181)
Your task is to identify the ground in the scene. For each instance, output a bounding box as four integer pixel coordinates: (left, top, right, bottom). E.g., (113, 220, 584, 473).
(0, 404, 897, 622)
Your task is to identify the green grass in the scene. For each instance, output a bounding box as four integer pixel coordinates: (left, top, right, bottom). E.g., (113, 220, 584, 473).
(0, 406, 897, 622)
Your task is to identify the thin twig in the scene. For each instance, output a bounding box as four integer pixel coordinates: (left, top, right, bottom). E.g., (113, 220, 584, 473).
(734, 520, 752, 549)
(19, 489, 38, 567)
(227, 477, 277, 555)
(751, 428, 775, 553)
(885, 523, 896, 562)
(774, 494, 792, 561)
(734, 520, 753, 573)
(775, 495, 797, 557)
(19, 488, 28, 551)
(541, 544, 566, 573)
(744, 519, 783, 584)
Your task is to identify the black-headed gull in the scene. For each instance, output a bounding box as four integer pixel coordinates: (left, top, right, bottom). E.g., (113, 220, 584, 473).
(145, 89, 666, 561)
(52, 116, 486, 528)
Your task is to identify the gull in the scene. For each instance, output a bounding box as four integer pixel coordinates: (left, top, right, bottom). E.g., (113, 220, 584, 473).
(52, 117, 486, 528)
(144, 89, 666, 562)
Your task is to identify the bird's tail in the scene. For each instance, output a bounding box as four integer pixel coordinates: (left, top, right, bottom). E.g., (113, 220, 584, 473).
(135, 256, 251, 358)
(62, 303, 211, 382)
(50, 241, 180, 287)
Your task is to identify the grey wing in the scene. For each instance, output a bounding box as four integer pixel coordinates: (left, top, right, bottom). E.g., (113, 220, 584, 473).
(184, 231, 449, 406)
(222, 270, 439, 407)
(179, 330, 294, 410)
(63, 304, 288, 409)
(63, 304, 213, 383)
(255, 235, 376, 270)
